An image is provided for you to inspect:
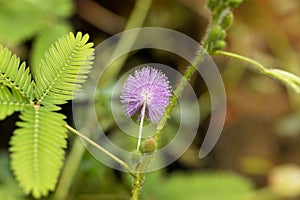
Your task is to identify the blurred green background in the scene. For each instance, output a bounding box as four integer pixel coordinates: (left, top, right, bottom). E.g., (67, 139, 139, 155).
(1, 0, 300, 199)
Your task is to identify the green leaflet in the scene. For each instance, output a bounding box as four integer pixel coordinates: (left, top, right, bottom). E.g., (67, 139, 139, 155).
(0, 0, 74, 44)
(0, 45, 35, 101)
(0, 31, 94, 198)
(30, 22, 72, 77)
(9, 106, 67, 199)
(35, 32, 94, 106)
(0, 84, 31, 120)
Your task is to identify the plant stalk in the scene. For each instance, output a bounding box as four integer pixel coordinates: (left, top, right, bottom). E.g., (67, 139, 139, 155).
(65, 124, 133, 174)
(130, 173, 145, 200)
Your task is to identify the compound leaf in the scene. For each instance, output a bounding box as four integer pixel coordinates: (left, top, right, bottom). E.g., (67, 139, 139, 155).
(0, 84, 31, 120)
(35, 32, 94, 107)
(0, 44, 35, 101)
(9, 106, 67, 199)
(30, 22, 72, 77)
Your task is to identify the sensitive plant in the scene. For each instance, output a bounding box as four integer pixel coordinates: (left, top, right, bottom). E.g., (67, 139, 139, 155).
(0, 32, 94, 198)
(0, 0, 300, 199)
(121, 67, 171, 150)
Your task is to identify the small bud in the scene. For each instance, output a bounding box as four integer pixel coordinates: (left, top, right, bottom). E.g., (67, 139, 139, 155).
(226, 0, 243, 9)
(139, 137, 158, 153)
(220, 12, 234, 29)
(213, 40, 226, 51)
(219, 29, 227, 40)
(206, 0, 219, 11)
(208, 25, 223, 41)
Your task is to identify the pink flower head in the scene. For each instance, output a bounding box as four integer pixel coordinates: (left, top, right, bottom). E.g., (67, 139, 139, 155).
(120, 67, 171, 123)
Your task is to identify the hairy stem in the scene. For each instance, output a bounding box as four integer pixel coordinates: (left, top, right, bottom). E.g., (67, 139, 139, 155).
(213, 50, 267, 73)
(214, 50, 300, 93)
(154, 52, 205, 140)
(131, 173, 145, 200)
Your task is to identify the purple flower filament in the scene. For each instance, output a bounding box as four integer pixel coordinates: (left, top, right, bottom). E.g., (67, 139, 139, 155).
(121, 67, 171, 149)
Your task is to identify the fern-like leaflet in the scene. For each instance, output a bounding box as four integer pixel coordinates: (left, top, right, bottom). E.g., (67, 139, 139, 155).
(0, 45, 35, 101)
(0, 32, 94, 198)
(10, 106, 67, 198)
(35, 32, 94, 107)
(0, 84, 31, 120)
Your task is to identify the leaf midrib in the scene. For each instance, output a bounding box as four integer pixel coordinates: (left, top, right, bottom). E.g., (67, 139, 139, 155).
(33, 106, 40, 186)
(0, 72, 32, 102)
(36, 43, 81, 104)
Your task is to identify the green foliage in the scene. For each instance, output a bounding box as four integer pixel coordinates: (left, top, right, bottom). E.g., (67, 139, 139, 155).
(30, 23, 72, 77)
(35, 32, 94, 107)
(0, 0, 73, 44)
(0, 44, 35, 100)
(0, 152, 26, 200)
(143, 171, 254, 200)
(263, 69, 300, 93)
(0, 0, 44, 44)
(215, 50, 300, 94)
(0, 0, 73, 77)
(0, 84, 30, 120)
(0, 32, 94, 198)
(10, 107, 67, 198)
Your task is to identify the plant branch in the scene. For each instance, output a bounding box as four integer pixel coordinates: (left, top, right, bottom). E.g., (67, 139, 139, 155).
(65, 124, 134, 175)
(213, 50, 267, 73)
(154, 52, 205, 141)
(214, 50, 300, 93)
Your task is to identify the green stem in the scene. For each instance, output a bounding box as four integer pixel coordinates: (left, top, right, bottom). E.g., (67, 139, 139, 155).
(154, 52, 205, 141)
(131, 173, 145, 200)
(213, 50, 268, 73)
(213, 50, 300, 93)
(65, 124, 133, 174)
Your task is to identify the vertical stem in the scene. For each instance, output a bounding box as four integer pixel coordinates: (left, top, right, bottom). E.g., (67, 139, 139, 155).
(154, 52, 205, 140)
(137, 102, 146, 150)
(130, 173, 145, 200)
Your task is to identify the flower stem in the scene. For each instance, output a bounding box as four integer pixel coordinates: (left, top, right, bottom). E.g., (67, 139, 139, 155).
(65, 124, 133, 175)
(137, 102, 146, 150)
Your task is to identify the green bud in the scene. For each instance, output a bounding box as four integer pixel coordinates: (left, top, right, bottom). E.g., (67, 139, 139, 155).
(213, 40, 226, 51)
(206, 0, 219, 11)
(226, 0, 243, 9)
(139, 137, 158, 153)
(220, 12, 234, 29)
(219, 29, 227, 40)
(208, 25, 223, 41)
